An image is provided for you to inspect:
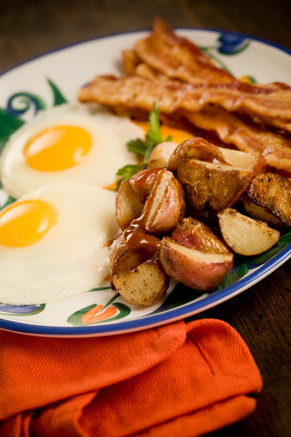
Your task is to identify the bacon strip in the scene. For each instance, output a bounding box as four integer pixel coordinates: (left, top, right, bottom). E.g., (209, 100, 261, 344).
(78, 75, 291, 172)
(78, 75, 291, 121)
(247, 114, 291, 134)
(183, 107, 291, 172)
(133, 20, 291, 132)
(134, 18, 235, 84)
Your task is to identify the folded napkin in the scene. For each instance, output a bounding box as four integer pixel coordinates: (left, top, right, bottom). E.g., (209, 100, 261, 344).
(0, 319, 262, 437)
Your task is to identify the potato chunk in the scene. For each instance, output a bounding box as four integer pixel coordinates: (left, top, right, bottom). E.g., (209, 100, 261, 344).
(116, 179, 143, 230)
(110, 227, 161, 278)
(147, 141, 178, 169)
(243, 172, 291, 228)
(177, 159, 252, 221)
(112, 259, 169, 306)
(219, 148, 266, 174)
(160, 237, 233, 291)
(130, 168, 185, 234)
(218, 208, 280, 256)
(171, 217, 230, 254)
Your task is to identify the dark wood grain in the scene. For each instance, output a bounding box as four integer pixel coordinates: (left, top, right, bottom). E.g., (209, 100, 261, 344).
(0, 1, 290, 436)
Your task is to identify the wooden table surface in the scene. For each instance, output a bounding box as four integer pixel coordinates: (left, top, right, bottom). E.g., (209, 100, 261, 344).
(1, 1, 290, 436)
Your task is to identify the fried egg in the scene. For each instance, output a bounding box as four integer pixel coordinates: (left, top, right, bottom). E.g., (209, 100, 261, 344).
(0, 103, 144, 198)
(0, 183, 118, 305)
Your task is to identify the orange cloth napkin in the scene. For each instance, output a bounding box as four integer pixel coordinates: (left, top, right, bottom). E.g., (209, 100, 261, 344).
(0, 319, 262, 437)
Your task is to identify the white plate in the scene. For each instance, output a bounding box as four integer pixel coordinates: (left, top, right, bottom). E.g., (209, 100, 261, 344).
(0, 28, 291, 337)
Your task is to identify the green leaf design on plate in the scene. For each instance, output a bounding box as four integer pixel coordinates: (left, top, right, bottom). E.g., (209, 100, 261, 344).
(0, 108, 25, 152)
(0, 196, 15, 210)
(0, 79, 68, 154)
(67, 304, 95, 325)
(47, 79, 68, 106)
(199, 47, 233, 75)
(217, 263, 249, 290)
(244, 75, 257, 84)
(88, 286, 111, 292)
(150, 283, 204, 314)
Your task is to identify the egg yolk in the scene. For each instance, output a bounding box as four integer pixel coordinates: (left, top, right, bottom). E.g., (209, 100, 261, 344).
(23, 125, 92, 171)
(134, 120, 193, 144)
(0, 200, 57, 247)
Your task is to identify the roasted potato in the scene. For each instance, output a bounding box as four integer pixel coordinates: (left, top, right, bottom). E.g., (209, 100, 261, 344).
(219, 148, 266, 174)
(243, 172, 291, 228)
(112, 258, 169, 306)
(110, 227, 161, 278)
(218, 208, 280, 256)
(243, 200, 285, 229)
(147, 141, 178, 169)
(130, 168, 185, 234)
(177, 159, 252, 222)
(160, 237, 233, 291)
(168, 137, 226, 172)
(115, 179, 144, 230)
(171, 217, 230, 254)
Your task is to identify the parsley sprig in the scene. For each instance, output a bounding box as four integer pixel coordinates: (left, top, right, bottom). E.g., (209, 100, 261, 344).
(116, 104, 172, 188)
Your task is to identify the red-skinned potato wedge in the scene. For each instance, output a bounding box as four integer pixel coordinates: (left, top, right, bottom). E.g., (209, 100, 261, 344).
(160, 237, 233, 291)
(177, 159, 252, 221)
(116, 179, 144, 230)
(112, 258, 169, 306)
(220, 148, 266, 174)
(130, 168, 185, 234)
(171, 217, 230, 254)
(110, 226, 161, 279)
(243, 172, 291, 228)
(147, 141, 178, 169)
(218, 208, 280, 256)
(129, 168, 159, 203)
(168, 137, 227, 172)
(166, 136, 266, 175)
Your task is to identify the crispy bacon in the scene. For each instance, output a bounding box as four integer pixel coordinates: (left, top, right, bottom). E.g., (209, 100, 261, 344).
(132, 20, 291, 132)
(78, 75, 291, 121)
(78, 20, 291, 172)
(247, 114, 291, 134)
(78, 75, 291, 171)
(183, 107, 291, 172)
(134, 18, 235, 84)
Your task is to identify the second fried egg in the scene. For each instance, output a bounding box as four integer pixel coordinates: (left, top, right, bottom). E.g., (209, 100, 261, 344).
(0, 103, 144, 198)
(0, 182, 118, 305)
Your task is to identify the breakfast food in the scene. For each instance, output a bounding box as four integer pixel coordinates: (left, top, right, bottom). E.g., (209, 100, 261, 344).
(112, 258, 169, 306)
(1, 18, 290, 309)
(160, 237, 233, 291)
(218, 208, 280, 256)
(109, 131, 287, 304)
(243, 173, 291, 228)
(0, 103, 144, 198)
(78, 19, 291, 173)
(0, 183, 118, 305)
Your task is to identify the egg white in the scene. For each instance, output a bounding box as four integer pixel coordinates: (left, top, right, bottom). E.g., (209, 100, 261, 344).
(0, 103, 144, 198)
(0, 183, 118, 305)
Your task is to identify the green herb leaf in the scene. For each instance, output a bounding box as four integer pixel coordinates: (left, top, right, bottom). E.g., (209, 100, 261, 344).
(146, 104, 164, 145)
(115, 103, 169, 190)
(127, 138, 147, 156)
(116, 164, 143, 180)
